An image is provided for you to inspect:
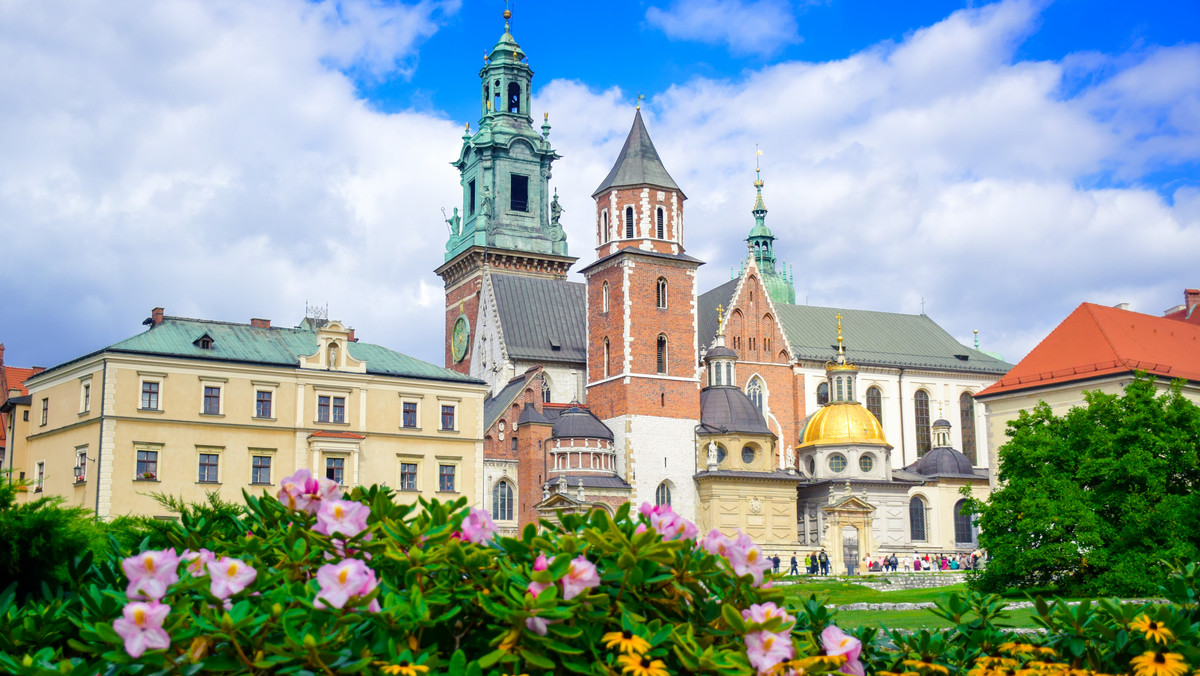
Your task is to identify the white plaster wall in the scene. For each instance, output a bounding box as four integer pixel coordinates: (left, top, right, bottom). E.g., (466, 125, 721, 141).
(610, 415, 698, 521)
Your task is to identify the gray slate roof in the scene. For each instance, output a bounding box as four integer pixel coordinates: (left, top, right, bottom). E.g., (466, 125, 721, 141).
(546, 475, 633, 490)
(699, 279, 739, 353)
(905, 447, 986, 479)
(491, 273, 587, 364)
(552, 405, 614, 440)
(699, 387, 774, 436)
(592, 110, 683, 197)
(44, 317, 481, 384)
(484, 375, 529, 429)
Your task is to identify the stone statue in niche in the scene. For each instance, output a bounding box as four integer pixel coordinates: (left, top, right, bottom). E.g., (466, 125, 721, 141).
(707, 440, 719, 469)
(479, 185, 494, 232)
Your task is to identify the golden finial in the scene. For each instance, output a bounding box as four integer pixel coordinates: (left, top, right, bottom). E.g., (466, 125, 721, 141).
(835, 313, 844, 354)
(503, 0, 511, 31)
(636, 93, 645, 110)
(465, 122, 470, 132)
(754, 145, 764, 188)
(544, 112, 548, 121)
(483, 50, 488, 65)
(716, 304, 726, 332)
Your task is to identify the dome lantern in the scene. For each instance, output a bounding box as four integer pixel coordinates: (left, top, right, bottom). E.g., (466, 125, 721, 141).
(704, 305, 738, 388)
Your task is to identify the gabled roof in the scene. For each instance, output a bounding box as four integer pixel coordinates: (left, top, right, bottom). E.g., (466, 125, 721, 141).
(976, 302, 1200, 398)
(33, 317, 482, 385)
(698, 279, 739, 352)
(592, 110, 683, 197)
(484, 373, 532, 430)
(491, 273, 587, 364)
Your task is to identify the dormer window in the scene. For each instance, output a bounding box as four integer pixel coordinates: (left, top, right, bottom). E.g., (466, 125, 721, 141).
(194, 334, 214, 350)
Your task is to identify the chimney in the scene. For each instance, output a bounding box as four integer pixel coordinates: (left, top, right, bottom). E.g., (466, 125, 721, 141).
(251, 318, 271, 329)
(0, 343, 5, 365)
(347, 329, 357, 342)
(1186, 289, 1200, 312)
(1113, 302, 1130, 311)
(151, 307, 164, 326)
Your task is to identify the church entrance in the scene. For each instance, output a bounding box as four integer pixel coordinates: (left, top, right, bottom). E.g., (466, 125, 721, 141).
(841, 525, 860, 575)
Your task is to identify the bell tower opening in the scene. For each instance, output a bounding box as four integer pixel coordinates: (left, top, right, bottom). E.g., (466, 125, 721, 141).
(508, 82, 521, 113)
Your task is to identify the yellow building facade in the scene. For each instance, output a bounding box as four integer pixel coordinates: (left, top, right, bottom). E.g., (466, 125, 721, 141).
(12, 310, 488, 519)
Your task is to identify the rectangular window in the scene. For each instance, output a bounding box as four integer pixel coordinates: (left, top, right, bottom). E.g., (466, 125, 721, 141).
(326, 457, 345, 485)
(438, 464, 456, 492)
(76, 449, 88, 482)
(137, 450, 158, 480)
(36, 462, 45, 491)
(198, 453, 219, 483)
(81, 383, 91, 413)
(40, 398, 48, 426)
(440, 404, 455, 431)
(141, 382, 159, 410)
(255, 391, 272, 418)
(203, 386, 221, 415)
(402, 402, 418, 428)
(251, 456, 272, 485)
(468, 179, 476, 216)
(400, 463, 417, 491)
(317, 396, 346, 423)
(510, 174, 528, 212)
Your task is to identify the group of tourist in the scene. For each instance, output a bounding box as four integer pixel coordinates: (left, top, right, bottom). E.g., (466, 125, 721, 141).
(765, 549, 987, 576)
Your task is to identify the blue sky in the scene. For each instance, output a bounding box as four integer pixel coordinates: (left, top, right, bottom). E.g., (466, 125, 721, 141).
(0, 0, 1197, 374)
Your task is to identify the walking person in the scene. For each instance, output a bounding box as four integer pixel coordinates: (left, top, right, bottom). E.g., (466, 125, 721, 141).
(772, 554, 781, 574)
(789, 552, 799, 576)
(818, 549, 829, 576)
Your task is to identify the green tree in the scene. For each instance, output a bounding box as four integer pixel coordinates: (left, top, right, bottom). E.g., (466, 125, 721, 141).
(971, 374, 1200, 596)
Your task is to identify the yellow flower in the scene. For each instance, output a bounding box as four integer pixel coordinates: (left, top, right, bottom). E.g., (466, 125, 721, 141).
(616, 653, 670, 676)
(903, 659, 951, 676)
(794, 655, 847, 670)
(1035, 647, 1058, 657)
(602, 630, 652, 655)
(999, 643, 1036, 655)
(1130, 651, 1188, 676)
(378, 662, 430, 676)
(498, 628, 520, 653)
(1131, 615, 1176, 646)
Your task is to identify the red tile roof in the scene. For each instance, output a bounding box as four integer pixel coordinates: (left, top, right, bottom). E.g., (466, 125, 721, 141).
(1164, 289, 1200, 326)
(308, 430, 366, 440)
(977, 303, 1200, 398)
(3, 367, 36, 397)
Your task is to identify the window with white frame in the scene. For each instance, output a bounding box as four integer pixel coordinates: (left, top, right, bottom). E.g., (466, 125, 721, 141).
(139, 374, 164, 411)
(75, 447, 88, 483)
(197, 451, 220, 483)
(440, 404, 456, 431)
(438, 464, 456, 492)
(317, 395, 347, 424)
(202, 386, 221, 415)
(492, 479, 514, 520)
(401, 400, 419, 428)
(325, 456, 345, 485)
(136, 449, 159, 480)
(251, 455, 272, 485)
(399, 462, 418, 491)
(79, 378, 91, 414)
(36, 461, 45, 491)
(40, 397, 48, 426)
(255, 390, 273, 419)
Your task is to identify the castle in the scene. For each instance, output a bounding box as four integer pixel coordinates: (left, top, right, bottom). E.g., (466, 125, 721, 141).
(434, 10, 1008, 559)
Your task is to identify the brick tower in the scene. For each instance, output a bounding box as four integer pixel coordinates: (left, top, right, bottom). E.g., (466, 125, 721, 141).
(434, 7, 576, 374)
(581, 109, 703, 519)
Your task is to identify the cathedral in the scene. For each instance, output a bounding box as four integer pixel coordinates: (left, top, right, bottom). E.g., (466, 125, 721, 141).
(434, 11, 1007, 560)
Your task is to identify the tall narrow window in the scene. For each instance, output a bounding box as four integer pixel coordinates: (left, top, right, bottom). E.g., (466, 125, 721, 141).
(915, 390, 931, 454)
(510, 174, 529, 212)
(601, 210, 609, 243)
(602, 282, 609, 312)
(835, 377, 843, 402)
(656, 277, 668, 309)
(468, 179, 476, 216)
(816, 382, 829, 406)
(507, 82, 521, 113)
(40, 398, 48, 426)
(747, 377, 764, 411)
(656, 207, 664, 238)
(959, 391, 977, 464)
(402, 402, 418, 428)
(954, 499, 974, 544)
(36, 462, 45, 491)
(625, 207, 634, 238)
(603, 338, 610, 378)
(440, 405, 456, 430)
(399, 463, 417, 490)
(725, 362, 733, 385)
(493, 79, 501, 112)
(255, 391, 272, 418)
(655, 481, 671, 506)
(865, 386, 883, 425)
(909, 496, 927, 541)
(656, 335, 668, 374)
(492, 480, 514, 520)
(203, 386, 221, 415)
(542, 380, 551, 403)
(326, 457, 345, 485)
(439, 464, 456, 492)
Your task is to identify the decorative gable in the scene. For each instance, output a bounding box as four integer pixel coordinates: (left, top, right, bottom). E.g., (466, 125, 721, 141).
(298, 321, 367, 373)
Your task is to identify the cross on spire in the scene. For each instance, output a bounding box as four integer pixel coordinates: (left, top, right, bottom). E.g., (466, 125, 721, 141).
(716, 304, 725, 332)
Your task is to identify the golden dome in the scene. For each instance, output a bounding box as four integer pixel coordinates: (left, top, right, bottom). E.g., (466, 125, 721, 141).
(798, 402, 889, 449)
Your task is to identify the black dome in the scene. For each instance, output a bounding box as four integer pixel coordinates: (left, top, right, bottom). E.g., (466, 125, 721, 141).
(700, 388, 774, 436)
(907, 446, 975, 477)
(932, 418, 952, 427)
(705, 345, 738, 360)
(551, 406, 614, 441)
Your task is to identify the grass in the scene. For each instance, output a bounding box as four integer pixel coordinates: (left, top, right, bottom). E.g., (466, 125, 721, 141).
(779, 578, 969, 605)
(834, 607, 1043, 631)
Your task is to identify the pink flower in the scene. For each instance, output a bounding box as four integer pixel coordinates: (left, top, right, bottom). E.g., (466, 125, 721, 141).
(639, 502, 699, 541)
(744, 630, 794, 674)
(278, 469, 342, 514)
(179, 549, 215, 578)
(527, 553, 552, 598)
(206, 557, 257, 600)
(742, 602, 793, 628)
(701, 529, 733, 557)
(726, 532, 772, 587)
(315, 559, 378, 610)
(314, 499, 370, 539)
(820, 625, 864, 676)
(561, 555, 600, 600)
(460, 507, 499, 545)
(121, 549, 180, 600)
(525, 615, 550, 635)
(113, 601, 171, 658)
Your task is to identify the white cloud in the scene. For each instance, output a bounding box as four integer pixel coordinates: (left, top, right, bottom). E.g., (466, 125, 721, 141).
(646, 0, 801, 55)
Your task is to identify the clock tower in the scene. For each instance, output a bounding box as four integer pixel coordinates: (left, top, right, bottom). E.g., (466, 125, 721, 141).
(434, 7, 577, 374)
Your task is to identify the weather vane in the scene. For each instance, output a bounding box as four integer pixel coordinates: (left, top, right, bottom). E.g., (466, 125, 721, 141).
(636, 93, 645, 110)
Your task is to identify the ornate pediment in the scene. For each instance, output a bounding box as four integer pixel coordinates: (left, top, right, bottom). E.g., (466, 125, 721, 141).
(824, 494, 876, 515)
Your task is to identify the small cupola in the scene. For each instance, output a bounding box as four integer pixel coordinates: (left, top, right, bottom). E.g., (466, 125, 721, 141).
(931, 417, 953, 448)
(825, 313, 858, 404)
(704, 305, 738, 388)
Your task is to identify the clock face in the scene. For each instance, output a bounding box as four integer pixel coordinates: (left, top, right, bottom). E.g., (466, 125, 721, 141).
(451, 315, 470, 363)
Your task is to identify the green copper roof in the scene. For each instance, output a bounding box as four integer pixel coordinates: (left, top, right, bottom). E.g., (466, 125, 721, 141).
(592, 110, 683, 197)
(91, 317, 483, 384)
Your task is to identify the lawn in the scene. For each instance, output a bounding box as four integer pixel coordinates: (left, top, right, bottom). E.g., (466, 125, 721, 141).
(779, 578, 969, 605)
(833, 606, 1043, 631)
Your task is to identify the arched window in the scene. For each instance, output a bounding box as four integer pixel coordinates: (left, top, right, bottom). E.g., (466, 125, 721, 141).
(960, 392, 977, 465)
(542, 380, 551, 403)
(602, 282, 609, 313)
(492, 480, 514, 521)
(954, 499, 974, 544)
(655, 481, 671, 506)
(656, 207, 664, 238)
(746, 377, 764, 411)
(656, 277, 668, 309)
(507, 82, 521, 113)
(603, 338, 610, 378)
(601, 211, 609, 243)
(511, 435, 518, 452)
(866, 386, 883, 425)
(915, 390, 931, 454)
(816, 382, 829, 406)
(909, 496, 927, 541)
(625, 207, 634, 238)
(493, 79, 501, 112)
(656, 335, 668, 374)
